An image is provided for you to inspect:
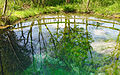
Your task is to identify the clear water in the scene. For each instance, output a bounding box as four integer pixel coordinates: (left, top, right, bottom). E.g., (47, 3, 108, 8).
(0, 14, 120, 75)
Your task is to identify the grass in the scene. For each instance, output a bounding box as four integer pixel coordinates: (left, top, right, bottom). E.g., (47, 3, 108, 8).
(0, 1, 120, 25)
(94, 3, 120, 15)
(2, 5, 63, 24)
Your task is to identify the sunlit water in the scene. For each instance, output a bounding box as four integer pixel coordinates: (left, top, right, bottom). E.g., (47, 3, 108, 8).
(0, 14, 120, 75)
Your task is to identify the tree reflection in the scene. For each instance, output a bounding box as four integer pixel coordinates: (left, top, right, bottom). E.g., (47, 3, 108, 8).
(47, 17, 93, 74)
(1, 15, 120, 74)
(0, 30, 31, 75)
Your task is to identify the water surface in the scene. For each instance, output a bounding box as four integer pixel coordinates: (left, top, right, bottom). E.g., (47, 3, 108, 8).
(0, 14, 120, 75)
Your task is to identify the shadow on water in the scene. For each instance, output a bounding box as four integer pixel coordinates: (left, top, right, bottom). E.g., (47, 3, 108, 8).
(0, 14, 120, 75)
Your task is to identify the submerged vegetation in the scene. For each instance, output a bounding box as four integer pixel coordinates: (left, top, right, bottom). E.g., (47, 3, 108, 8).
(0, 0, 120, 24)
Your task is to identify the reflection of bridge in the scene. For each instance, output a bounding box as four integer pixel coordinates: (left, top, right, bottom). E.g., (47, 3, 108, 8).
(12, 17, 120, 31)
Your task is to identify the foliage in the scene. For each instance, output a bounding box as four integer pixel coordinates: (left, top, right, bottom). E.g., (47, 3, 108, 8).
(91, 0, 115, 6)
(1, 0, 120, 24)
(7, 16, 19, 24)
(63, 5, 76, 13)
(12, 5, 23, 10)
(43, 7, 60, 14)
(45, 0, 65, 6)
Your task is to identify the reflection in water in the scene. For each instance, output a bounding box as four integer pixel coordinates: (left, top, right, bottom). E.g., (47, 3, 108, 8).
(0, 15, 120, 75)
(0, 30, 31, 75)
(47, 17, 93, 74)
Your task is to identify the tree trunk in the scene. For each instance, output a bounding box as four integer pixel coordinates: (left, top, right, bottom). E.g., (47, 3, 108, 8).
(2, 0, 7, 15)
(87, 0, 90, 11)
(66, 0, 70, 3)
(42, 0, 45, 7)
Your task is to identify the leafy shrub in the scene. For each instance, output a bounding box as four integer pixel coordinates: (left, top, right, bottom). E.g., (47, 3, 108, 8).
(43, 7, 60, 14)
(12, 5, 23, 10)
(45, 0, 65, 6)
(91, 0, 115, 6)
(63, 5, 76, 13)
